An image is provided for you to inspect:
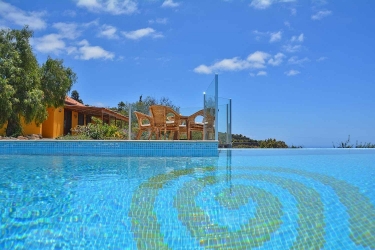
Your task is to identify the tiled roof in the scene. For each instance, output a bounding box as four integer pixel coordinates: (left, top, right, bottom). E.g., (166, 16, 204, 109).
(65, 96, 85, 106)
(64, 96, 128, 122)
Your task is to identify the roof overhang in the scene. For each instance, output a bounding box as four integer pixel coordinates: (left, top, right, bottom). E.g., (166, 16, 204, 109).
(64, 104, 129, 122)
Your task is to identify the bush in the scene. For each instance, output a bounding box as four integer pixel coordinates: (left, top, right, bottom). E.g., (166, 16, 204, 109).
(259, 138, 288, 148)
(333, 135, 375, 148)
(59, 117, 126, 140)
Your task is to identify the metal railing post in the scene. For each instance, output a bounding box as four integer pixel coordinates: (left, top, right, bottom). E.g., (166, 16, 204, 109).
(214, 74, 219, 141)
(128, 105, 131, 140)
(226, 103, 229, 145)
(229, 98, 232, 147)
(203, 92, 206, 140)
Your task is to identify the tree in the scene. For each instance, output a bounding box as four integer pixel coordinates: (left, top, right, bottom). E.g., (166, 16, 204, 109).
(333, 135, 375, 148)
(42, 58, 77, 107)
(0, 27, 76, 136)
(70, 90, 83, 104)
(259, 138, 288, 148)
(141, 96, 179, 113)
(117, 101, 126, 111)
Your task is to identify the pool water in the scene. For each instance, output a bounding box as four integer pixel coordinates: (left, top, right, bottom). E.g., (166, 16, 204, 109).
(0, 149, 374, 249)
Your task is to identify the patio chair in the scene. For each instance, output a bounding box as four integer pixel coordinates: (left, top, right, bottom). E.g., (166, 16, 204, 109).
(186, 110, 204, 140)
(150, 105, 181, 140)
(134, 111, 156, 140)
(203, 110, 215, 140)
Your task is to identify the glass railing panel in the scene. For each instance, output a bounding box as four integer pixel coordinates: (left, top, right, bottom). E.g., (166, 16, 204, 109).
(127, 102, 154, 140)
(130, 104, 206, 140)
(217, 97, 231, 146)
(205, 77, 216, 99)
(178, 106, 204, 140)
(204, 76, 218, 141)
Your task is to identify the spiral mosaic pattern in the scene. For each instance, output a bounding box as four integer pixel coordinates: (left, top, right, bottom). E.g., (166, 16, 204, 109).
(129, 166, 375, 249)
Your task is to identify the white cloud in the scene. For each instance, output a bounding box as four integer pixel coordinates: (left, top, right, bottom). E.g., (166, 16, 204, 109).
(194, 57, 247, 74)
(250, 0, 296, 9)
(0, 23, 8, 30)
(268, 53, 285, 66)
(149, 18, 168, 24)
(31, 34, 66, 54)
(161, 0, 180, 8)
(312, 0, 328, 6)
(76, 0, 138, 15)
(250, 71, 267, 76)
(98, 24, 118, 39)
(290, 8, 296, 15)
(284, 21, 291, 28)
(194, 51, 272, 74)
(76, 0, 101, 9)
(317, 56, 327, 62)
(291, 33, 304, 42)
(194, 65, 213, 74)
(285, 69, 300, 76)
(253, 30, 283, 43)
(283, 44, 302, 53)
(311, 10, 332, 20)
(66, 46, 77, 55)
(53, 22, 81, 40)
(82, 19, 99, 28)
(288, 56, 310, 65)
(252, 29, 266, 40)
(63, 10, 77, 17)
(122, 27, 163, 40)
(247, 51, 271, 68)
(253, 30, 266, 35)
(0, 2, 46, 30)
(270, 31, 282, 43)
(250, 0, 272, 9)
(215, 58, 251, 70)
(76, 40, 114, 60)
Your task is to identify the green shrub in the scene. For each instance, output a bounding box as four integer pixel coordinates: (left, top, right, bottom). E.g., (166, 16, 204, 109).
(333, 135, 375, 148)
(259, 138, 288, 148)
(58, 117, 126, 140)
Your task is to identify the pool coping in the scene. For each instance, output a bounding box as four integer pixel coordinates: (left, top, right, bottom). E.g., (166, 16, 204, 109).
(0, 140, 219, 157)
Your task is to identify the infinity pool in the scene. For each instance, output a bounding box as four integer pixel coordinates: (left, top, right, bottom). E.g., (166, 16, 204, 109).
(0, 149, 374, 249)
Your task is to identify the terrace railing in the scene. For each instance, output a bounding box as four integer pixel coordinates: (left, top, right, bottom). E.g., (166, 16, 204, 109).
(204, 74, 232, 147)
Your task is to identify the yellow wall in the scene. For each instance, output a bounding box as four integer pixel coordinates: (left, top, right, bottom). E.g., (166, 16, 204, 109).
(0, 119, 41, 136)
(0, 123, 6, 136)
(42, 107, 64, 138)
(1, 107, 67, 138)
(42, 108, 55, 138)
(21, 118, 42, 135)
(71, 111, 78, 134)
(55, 108, 64, 138)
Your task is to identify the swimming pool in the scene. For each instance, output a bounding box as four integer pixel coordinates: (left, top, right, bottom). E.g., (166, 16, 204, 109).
(0, 149, 374, 249)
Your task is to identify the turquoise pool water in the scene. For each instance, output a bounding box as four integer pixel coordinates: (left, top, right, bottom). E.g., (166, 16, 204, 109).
(0, 149, 374, 249)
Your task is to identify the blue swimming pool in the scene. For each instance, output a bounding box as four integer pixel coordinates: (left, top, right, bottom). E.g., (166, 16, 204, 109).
(0, 149, 374, 249)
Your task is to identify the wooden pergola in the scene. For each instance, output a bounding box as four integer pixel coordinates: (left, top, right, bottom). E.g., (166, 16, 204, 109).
(64, 104, 129, 127)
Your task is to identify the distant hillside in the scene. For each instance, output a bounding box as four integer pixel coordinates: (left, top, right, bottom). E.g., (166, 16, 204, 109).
(232, 134, 294, 148)
(232, 134, 260, 148)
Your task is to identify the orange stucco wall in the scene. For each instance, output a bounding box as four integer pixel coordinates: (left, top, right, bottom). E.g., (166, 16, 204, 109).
(21, 118, 42, 135)
(0, 123, 7, 136)
(71, 111, 78, 134)
(1, 107, 74, 138)
(0, 119, 41, 136)
(42, 107, 64, 138)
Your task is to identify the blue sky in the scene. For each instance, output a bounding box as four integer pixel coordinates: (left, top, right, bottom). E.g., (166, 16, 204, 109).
(1, 0, 374, 147)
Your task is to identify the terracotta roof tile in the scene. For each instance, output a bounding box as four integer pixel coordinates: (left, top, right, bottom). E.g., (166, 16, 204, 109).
(65, 96, 85, 106)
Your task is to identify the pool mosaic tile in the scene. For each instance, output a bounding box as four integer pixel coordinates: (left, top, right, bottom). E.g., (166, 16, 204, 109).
(0, 140, 218, 157)
(0, 149, 374, 249)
